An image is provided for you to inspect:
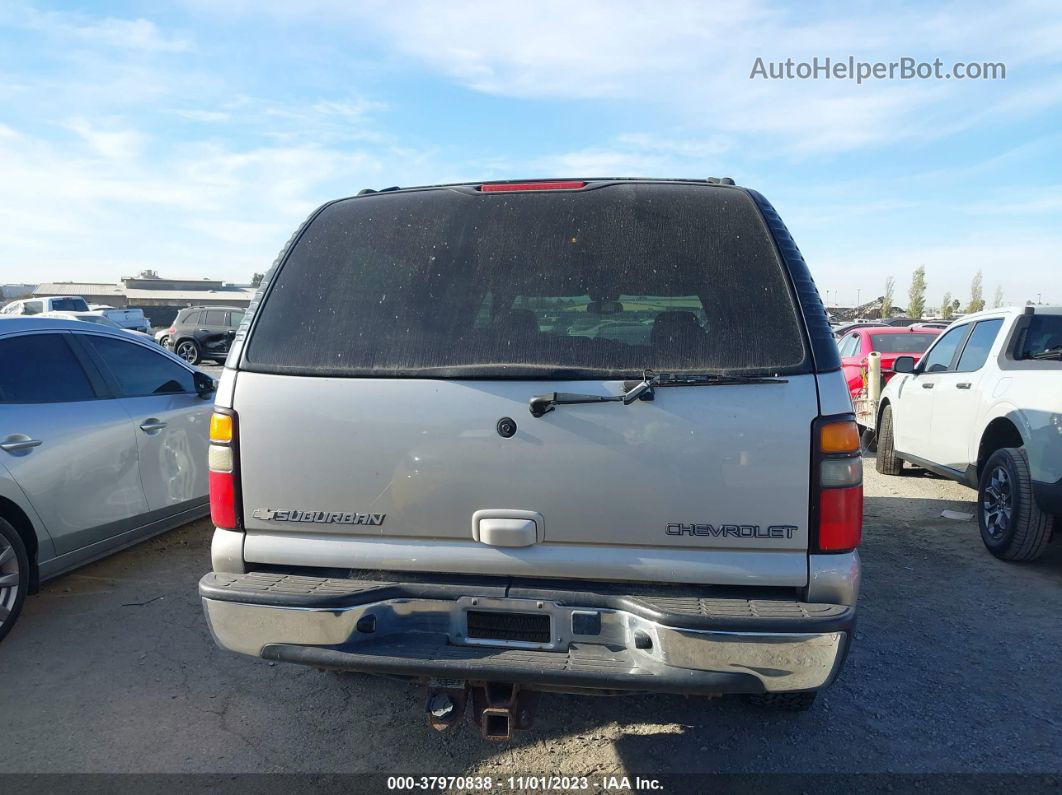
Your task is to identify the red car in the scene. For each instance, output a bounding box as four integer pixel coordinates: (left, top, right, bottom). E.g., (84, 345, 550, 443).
(836, 325, 942, 400)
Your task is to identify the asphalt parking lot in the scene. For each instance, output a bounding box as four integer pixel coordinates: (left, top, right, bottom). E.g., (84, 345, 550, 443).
(1, 453, 1060, 776)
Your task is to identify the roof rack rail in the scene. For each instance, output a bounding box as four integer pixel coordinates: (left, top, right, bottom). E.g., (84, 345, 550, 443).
(357, 188, 376, 195)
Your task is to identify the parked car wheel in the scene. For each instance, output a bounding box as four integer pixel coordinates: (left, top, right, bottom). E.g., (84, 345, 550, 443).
(158, 335, 170, 348)
(175, 339, 201, 365)
(860, 426, 877, 453)
(0, 517, 30, 643)
(744, 691, 817, 711)
(875, 405, 903, 475)
(978, 447, 1053, 561)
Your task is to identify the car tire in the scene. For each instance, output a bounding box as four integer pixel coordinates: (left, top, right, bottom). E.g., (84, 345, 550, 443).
(978, 447, 1053, 561)
(175, 339, 201, 365)
(0, 517, 30, 644)
(158, 335, 170, 348)
(875, 405, 903, 475)
(744, 691, 817, 711)
(860, 426, 877, 453)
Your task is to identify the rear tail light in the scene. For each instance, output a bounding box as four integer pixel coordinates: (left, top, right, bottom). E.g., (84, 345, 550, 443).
(480, 181, 586, 192)
(813, 417, 862, 552)
(208, 410, 241, 530)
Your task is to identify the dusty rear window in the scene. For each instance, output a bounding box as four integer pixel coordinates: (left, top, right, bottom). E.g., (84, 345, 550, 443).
(870, 333, 938, 354)
(244, 183, 809, 378)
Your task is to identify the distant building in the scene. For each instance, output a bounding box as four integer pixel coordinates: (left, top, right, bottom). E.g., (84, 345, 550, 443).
(31, 276, 257, 327)
(1, 284, 36, 300)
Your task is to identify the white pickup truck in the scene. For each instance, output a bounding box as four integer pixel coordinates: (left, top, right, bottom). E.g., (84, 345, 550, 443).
(88, 305, 151, 334)
(875, 306, 1061, 560)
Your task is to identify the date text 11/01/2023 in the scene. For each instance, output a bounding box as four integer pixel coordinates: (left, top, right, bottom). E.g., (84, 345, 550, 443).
(386, 776, 664, 791)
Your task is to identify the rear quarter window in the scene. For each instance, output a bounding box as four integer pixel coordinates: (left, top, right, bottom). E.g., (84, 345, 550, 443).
(1018, 315, 1062, 361)
(244, 184, 810, 378)
(51, 298, 89, 312)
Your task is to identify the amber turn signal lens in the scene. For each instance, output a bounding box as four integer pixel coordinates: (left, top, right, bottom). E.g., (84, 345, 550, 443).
(209, 413, 233, 444)
(820, 420, 860, 454)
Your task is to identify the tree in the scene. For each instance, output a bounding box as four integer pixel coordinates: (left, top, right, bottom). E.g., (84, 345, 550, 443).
(907, 266, 927, 320)
(967, 270, 985, 313)
(881, 277, 895, 319)
(251, 272, 265, 287)
(941, 291, 952, 319)
(993, 284, 1005, 308)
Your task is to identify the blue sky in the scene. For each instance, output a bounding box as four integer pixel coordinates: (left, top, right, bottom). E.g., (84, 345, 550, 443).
(1, 0, 1060, 307)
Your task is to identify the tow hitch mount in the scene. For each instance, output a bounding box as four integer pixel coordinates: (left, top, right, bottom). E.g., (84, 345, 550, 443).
(425, 680, 538, 741)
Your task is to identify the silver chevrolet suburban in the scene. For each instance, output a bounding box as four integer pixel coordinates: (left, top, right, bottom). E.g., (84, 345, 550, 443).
(199, 178, 862, 738)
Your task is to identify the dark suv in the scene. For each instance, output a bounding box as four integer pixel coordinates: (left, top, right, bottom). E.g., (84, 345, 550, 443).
(167, 305, 245, 365)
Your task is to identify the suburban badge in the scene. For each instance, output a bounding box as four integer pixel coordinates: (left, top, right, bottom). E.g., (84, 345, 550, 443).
(251, 509, 385, 525)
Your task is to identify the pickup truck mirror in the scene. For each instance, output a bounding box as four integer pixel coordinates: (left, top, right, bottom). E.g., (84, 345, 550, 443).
(194, 371, 216, 399)
(893, 355, 916, 374)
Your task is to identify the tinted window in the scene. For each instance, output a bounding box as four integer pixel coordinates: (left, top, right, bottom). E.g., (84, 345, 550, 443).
(21, 301, 43, 315)
(181, 310, 201, 326)
(838, 334, 859, 357)
(921, 325, 969, 373)
(228, 311, 245, 327)
(245, 185, 808, 377)
(51, 297, 89, 311)
(202, 310, 226, 325)
(0, 334, 95, 403)
(956, 319, 1004, 372)
(83, 335, 194, 396)
(870, 333, 938, 354)
(1018, 315, 1062, 360)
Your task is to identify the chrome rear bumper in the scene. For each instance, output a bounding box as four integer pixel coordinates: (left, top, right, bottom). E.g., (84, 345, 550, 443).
(200, 572, 853, 695)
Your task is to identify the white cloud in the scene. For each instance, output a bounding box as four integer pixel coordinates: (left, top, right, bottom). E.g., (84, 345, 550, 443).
(0, 118, 423, 283)
(64, 119, 147, 160)
(523, 133, 733, 178)
(172, 109, 231, 123)
(197, 0, 1062, 154)
(2, 5, 191, 52)
(73, 17, 190, 52)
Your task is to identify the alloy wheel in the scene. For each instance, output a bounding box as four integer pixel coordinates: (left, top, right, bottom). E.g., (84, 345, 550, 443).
(0, 534, 20, 626)
(176, 341, 198, 363)
(981, 465, 1013, 540)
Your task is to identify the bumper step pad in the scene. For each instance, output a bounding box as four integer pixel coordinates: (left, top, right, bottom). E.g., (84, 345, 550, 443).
(202, 572, 852, 633)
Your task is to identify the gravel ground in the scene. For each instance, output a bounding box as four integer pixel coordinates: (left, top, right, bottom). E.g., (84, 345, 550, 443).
(1, 453, 1060, 775)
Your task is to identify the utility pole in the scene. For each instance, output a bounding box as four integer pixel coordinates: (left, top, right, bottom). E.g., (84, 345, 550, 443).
(1037, 293, 1042, 304)
(857, 288, 861, 306)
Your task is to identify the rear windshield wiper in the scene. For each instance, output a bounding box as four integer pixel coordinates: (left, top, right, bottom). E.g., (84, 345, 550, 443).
(629, 372, 790, 389)
(529, 371, 657, 417)
(529, 370, 787, 417)
(1025, 347, 1062, 361)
